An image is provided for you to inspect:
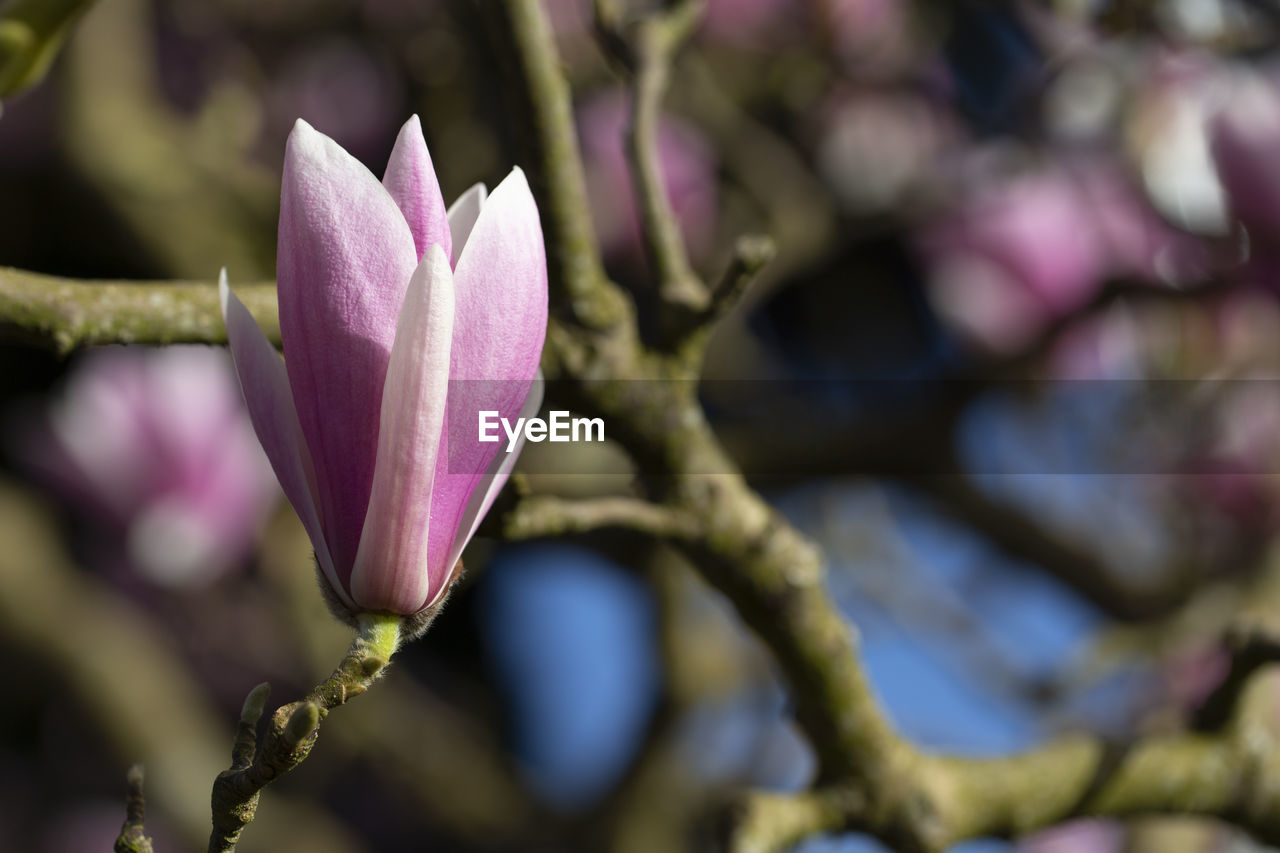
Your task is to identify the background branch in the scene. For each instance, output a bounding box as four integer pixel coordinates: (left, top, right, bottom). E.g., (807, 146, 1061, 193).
(0, 267, 276, 353)
(595, 0, 709, 322)
(484, 0, 630, 333)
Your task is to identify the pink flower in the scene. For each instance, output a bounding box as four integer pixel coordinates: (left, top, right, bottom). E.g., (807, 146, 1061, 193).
(222, 117, 547, 621)
(17, 346, 277, 587)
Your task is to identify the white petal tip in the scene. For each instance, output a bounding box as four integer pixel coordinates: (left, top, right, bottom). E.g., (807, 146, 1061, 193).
(492, 167, 535, 206)
(425, 242, 450, 266)
(218, 268, 231, 317)
(287, 119, 332, 159)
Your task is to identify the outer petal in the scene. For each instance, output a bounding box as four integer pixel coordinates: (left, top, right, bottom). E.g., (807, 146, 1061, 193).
(220, 271, 349, 609)
(278, 119, 419, 578)
(428, 372, 545, 608)
(350, 246, 455, 613)
(383, 115, 452, 262)
(446, 182, 487, 267)
(427, 167, 548, 583)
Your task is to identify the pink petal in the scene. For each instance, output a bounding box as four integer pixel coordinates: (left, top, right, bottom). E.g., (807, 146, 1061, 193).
(383, 115, 452, 262)
(427, 167, 548, 584)
(277, 119, 419, 579)
(429, 371, 545, 608)
(446, 183, 487, 267)
(350, 246, 455, 613)
(220, 271, 348, 608)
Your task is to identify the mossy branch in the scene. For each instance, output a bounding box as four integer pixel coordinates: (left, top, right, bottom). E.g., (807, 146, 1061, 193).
(207, 614, 401, 853)
(0, 267, 277, 354)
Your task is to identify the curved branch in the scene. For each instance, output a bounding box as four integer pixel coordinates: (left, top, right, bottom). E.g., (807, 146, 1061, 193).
(731, 663, 1280, 852)
(208, 615, 401, 852)
(0, 267, 277, 354)
(595, 0, 708, 320)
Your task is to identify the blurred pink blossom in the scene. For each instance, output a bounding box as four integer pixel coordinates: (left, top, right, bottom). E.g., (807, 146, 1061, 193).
(18, 346, 278, 587)
(577, 91, 718, 263)
(923, 161, 1205, 353)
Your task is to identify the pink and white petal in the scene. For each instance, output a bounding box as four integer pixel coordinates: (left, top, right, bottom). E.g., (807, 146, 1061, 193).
(277, 119, 419, 577)
(349, 246, 455, 614)
(427, 372, 545, 608)
(383, 115, 452, 262)
(446, 182, 487, 267)
(220, 271, 349, 609)
(449, 168, 547, 384)
(425, 167, 548, 584)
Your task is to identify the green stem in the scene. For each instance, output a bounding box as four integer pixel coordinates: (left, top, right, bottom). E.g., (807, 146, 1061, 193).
(208, 615, 404, 852)
(356, 613, 402, 661)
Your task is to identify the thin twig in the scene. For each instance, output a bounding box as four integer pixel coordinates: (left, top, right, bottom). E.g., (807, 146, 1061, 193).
(207, 614, 401, 853)
(485, 0, 631, 333)
(697, 233, 775, 332)
(113, 764, 155, 853)
(595, 0, 710, 329)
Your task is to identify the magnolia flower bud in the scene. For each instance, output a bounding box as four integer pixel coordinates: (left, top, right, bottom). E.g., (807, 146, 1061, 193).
(222, 117, 547, 638)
